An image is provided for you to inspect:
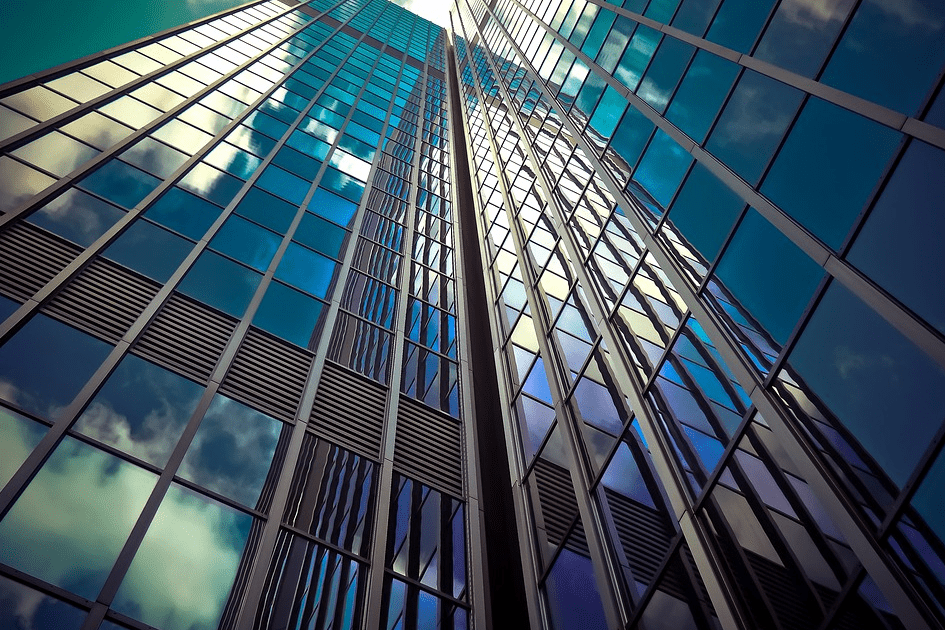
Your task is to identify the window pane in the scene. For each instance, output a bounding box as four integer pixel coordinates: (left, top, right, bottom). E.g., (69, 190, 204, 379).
(253, 281, 323, 347)
(637, 37, 695, 113)
(80, 160, 160, 208)
(274, 242, 337, 298)
(144, 187, 222, 240)
(0, 574, 86, 629)
(706, 0, 777, 53)
(26, 188, 124, 247)
(234, 187, 298, 234)
(0, 407, 47, 488)
(210, 215, 281, 271)
(665, 162, 744, 263)
(308, 186, 359, 228)
(633, 129, 693, 211)
(104, 220, 193, 282)
(294, 212, 348, 259)
(178, 251, 262, 317)
(665, 50, 739, 143)
(754, 0, 855, 77)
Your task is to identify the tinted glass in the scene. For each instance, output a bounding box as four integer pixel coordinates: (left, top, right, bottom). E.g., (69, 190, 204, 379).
(0, 574, 86, 629)
(104, 220, 193, 282)
(274, 243, 336, 298)
(235, 187, 298, 234)
(0, 407, 47, 488)
(633, 129, 693, 211)
(665, 162, 745, 263)
(26, 188, 124, 247)
(309, 186, 359, 227)
(706, 0, 776, 53)
(665, 51, 739, 143)
(253, 281, 323, 347)
(754, 0, 855, 77)
(637, 37, 695, 113)
(178, 251, 262, 317)
(80, 160, 160, 208)
(144, 187, 222, 240)
(210, 215, 281, 271)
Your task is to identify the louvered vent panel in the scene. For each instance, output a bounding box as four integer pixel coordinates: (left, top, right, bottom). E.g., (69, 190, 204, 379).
(43, 258, 160, 344)
(394, 396, 463, 497)
(605, 487, 674, 588)
(132, 294, 237, 384)
(310, 361, 386, 458)
(532, 458, 581, 550)
(0, 223, 82, 301)
(219, 328, 313, 422)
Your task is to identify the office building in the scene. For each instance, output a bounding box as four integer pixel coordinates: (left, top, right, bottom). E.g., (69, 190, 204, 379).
(0, 0, 944, 629)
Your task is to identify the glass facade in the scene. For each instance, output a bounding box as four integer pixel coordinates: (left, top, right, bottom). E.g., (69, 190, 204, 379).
(1, 0, 944, 629)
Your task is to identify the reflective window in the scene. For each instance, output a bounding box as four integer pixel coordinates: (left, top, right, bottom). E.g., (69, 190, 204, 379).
(104, 220, 193, 282)
(26, 188, 125, 247)
(178, 251, 262, 317)
(274, 242, 337, 298)
(12, 132, 100, 177)
(80, 160, 161, 208)
(706, 0, 777, 53)
(0, 157, 55, 213)
(849, 141, 945, 335)
(665, 162, 744, 263)
(253, 281, 324, 347)
(912, 447, 945, 544)
(714, 209, 823, 345)
(0, 407, 47, 488)
(235, 187, 298, 234)
(179, 394, 285, 508)
(120, 137, 189, 180)
(761, 97, 901, 249)
(665, 50, 738, 143)
(210, 215, 281, 271)
(706, 70, 803, 185)
(637, 37, 695, 113)
(615, 25, 660, 93)
(0, 314, 111, 420)
(111, 483, 253, 630)
(544, 544, 608, 630)
(754, 0, 855, 77)
(0, 437, 156, 599)
(0, 574, 86, 629)
(789, 284, 945, 486)
(308, 186, 359, 227)
(633, 129, 692, 211)
(144, 187, 222, 240)
(294, 212, 348, 259)
(672, 0, 722, 36)
(178, 163, 244, 207)
(73, 354, 203, 467)
(256, 165, 311, 205)
(204, 142, 263, 180)
(61, 111, 133, 150)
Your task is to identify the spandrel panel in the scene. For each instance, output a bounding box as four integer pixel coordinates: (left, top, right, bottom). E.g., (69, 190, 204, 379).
(0, 314, 112, 420)
(111, 483, 253, 630)
(73, 354, 204, 468)
(26, 187, 125, 247)
(0, 407, 47, 488)
(0, 436, 156, 599)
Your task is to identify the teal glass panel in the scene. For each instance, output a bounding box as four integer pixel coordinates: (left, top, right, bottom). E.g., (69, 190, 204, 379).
(253, 281, 323, 347)
(665, 162, 745, 263)
(111, 483, 252, 630)
(210, 215, 281, 272)
(715, 209, 823, 345)
(925, 85, 945, 128)
(179, 394, 284, 507)
(309, 186, 359, 227)
(672, 0, 722, 36)
(144, 187, 222, 240)
(596, 16, 634, 73)
(272, 145, 322, 181)
(119, 137, 188, 178)
(0, 574, 86, 629)
(610, 105, 653, 170)
(104, 219, 193, 282)
(665, 50, 739, 143)
(274, 242, 336, 299)
(80, 160, 160, 208)
(235, 187, 298, 234)
(574, 71, 606, 118)
(0, 314, 111, 419)
(754, 0, 855, 77)
(588, 87, 626, 140)
(178, 251, 262, 317)
(706, 0, 777, 53)
(637, 37, 694, 113)
(203, 142, 262, 180)
(633, 129, 693, 211)
(256, 165, 311, 205)
(73, 354, 202, 468)
(584, 10, 617, 60)
(820, 0, 945, 115)
(0, 437, 156, 599)
(294, 212, 348, 259)
(761, 98, 901, 249)
(26, 187, 124, 247)
(178, 163, 244, 207)
(645, 0, 682, 22)
(615, 25, 660, 93)
(849, 141, 945, 335)
(319, 166, 365, 205)
(912, 448, 945, 544)
(789, 284, 945, 486)
(0, 407, 46, 488)
(706, 70, 803, 185)
(245, 110, 289, 140)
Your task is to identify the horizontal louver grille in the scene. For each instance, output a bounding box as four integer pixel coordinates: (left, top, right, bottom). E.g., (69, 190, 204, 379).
(132, 293, 237, 384)
(394, 396, 463, 498)
(605, 487, 673, 589)
(219, 328, 313, 422)
(532, 458, 582, 552)
(310, 361, 386, 458)
(43, 258, 160, 344)
(0, 223, 82, 301)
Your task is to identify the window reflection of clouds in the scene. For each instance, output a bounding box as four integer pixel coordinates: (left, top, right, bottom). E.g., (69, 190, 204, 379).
(26, 188, 125, 247)
(0, 436, 156, 599)
(0, 407, 46, 488)
(0, 574, 85, 630)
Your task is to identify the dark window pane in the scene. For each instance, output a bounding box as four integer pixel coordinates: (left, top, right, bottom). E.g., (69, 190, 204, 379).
(544, 545, 608, 630)
(235, 187, 298, 234)
(210, 215, 281, 271)
(706, 0, 777, 53)
(633, 129, 693, 210)
(912, 447, 945, 544)
(761, 97, 901, 249)
(848, 141, 945, 335)
(294, 212, 348, 259)
(754, 0, 855, 77)
(144, 187, 222, 240)
(274, 242, 337, 299)
(637, 37, 695, 113)
(253, 281, 323, 347)
(0, 407, 47, 488)
(178, 251, 262, 317)
(789, 284, 945, 486)
(80, 160, 160, 208)
(0, 574, 86, 629)
(256, 165, 311, 205)
(0, 314, 112, 419)
(665, 50, 739, 143)
(26, 188, 124, 247)
(706, 70, 803, 185)
(715, 209, 823, 345)
(609, 105, 654, 170)
(104, 220, 193, 282)
(120, 137, 189, 178)
(665, 162, 745, 263)
(271, 145, 321, 180)
(672, 0, 722, 36)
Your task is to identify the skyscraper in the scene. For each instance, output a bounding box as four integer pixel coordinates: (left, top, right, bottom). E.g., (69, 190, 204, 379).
(0, 1, 943, 630)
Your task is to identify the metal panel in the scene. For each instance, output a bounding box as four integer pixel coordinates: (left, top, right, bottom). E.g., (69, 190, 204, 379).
(0, 222, 82, 301)
(393, 395, 464, 498)
(310, 361, 387, 459)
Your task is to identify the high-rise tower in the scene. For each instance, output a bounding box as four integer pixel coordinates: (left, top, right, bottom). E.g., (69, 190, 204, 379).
(1, 1, 944, 629)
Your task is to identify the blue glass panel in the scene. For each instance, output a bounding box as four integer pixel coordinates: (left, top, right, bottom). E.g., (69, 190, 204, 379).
(820, 0, 945, 115)
(665, 162, 745, 263)
(234, 187, 298, 234)
(0, 574, 86, 629)
(0, 294, 17, 322)
(615, 25, 660, 93)
(544, 546, 608, 630)
(610, 105, 654, 170)
(309, 186, 359, 227)
(179, 163, 244, 208)
(672, 0, 722, 36)
(706, 0, 777, 53)
(320, 167, 365, 205)
(789, 284, 945, 486)
(637, 37, 694, 113)
(294, 212, 348, 259)
(245, 110, 290, 140)
(912, 448, 945, 544)
(272, 145, 322, 181)
(256, 165, 311, 205)
(210, 216, 281, 272)
(633, 129, 693, 211)
(144, 187, 222, 240)
(715, 209, 823, 345)
(73, 354, 202, 467)
(754, 0, 855, 77)
(286, 129, 332, 161)
(665, 50, 739, 143)
(274, 242, 336, 299)
(253, 281, 323, 347)
(761, 98, 901, 249)
(203, 142, 263, 180)
(178, 251, 262, 317)
(80, 160, 160, 208)
(849, 141, 945, 335)
(573, 377, 624, 435)
(26, 188, 124, 247)
(645, 0, 682, 22)
(706, 71, 803, 185)
(104, 220, 193, 282)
